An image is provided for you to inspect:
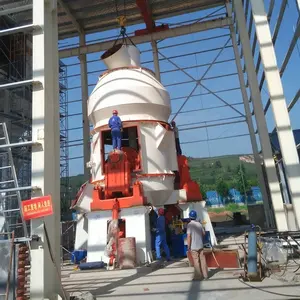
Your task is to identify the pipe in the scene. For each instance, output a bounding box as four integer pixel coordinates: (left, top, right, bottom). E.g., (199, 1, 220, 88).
(247, 225, 258, 277)
(112, 199, 120, 220)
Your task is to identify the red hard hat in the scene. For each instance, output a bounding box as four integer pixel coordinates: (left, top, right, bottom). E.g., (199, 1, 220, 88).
(112, 110, 118, 114)
(158, 208, 165, 216)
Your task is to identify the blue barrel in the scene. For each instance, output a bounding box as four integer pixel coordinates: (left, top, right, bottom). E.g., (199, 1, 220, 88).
(171, 234, 186, 258)
(248, 227, 257, 276)
(71, 250, 87, 264)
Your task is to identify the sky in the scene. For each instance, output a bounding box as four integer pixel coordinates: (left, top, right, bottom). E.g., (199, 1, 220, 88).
(58, 1, 300, 176)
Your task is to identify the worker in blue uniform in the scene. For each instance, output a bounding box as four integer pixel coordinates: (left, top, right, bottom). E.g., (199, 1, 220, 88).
(108, 110, 122, 150)
(155, 208, 171, 262)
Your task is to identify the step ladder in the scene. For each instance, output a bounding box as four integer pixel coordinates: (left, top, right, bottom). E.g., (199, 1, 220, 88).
(0, 123, 40, 238)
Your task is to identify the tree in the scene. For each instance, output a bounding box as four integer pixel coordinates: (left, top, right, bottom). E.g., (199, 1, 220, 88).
(227, 165, 232, 172)
(232, 164, 250, 194)
(248, 178, 259, 187)
(216, 175, 229, 198)
(215, 160, 223, 169)
(200, 184, 209, 200)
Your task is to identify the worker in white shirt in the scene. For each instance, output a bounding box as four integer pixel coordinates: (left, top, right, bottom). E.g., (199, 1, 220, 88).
(187, 210, 208, 280)
(171, 120, 182, 155)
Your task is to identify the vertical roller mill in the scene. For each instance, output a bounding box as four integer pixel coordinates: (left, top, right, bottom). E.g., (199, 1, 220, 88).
(71, 43, 217, 265)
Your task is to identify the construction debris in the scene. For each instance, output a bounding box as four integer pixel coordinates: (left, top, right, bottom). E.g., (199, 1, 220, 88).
(70, 291, 95, 300)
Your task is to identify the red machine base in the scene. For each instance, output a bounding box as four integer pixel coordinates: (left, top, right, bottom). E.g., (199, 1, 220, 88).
(90, 181, 146, 211)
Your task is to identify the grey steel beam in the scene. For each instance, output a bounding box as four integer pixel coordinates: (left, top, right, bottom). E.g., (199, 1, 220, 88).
(178, 116, 244, 127)
(59, 18, 232, 58)
(179, 120, 246, 131)
(0, 24, 39, 37)
(181, 133, 250, 145)
(256, 0, 288, 90)
(288, 89, 300, 112)
(0, 141, 40, 149)
(0, 4, 32, 16)
(0, 186, 40, 193)
(64, 58, 236, 79)
(234, 0, 288, 231)
(159, 39, 245, 120)
(170, 102, 244, 116)
(264, 20, 300, 114)
(66, 44, 234, 68)
(79, 34, 91, 181)
(0, 80, 37, 90)
(227, 0, 273, 227)
(57, 0, 84, 35)
(30, 0, 62, 298)
(151, 40, 161, 81)
(252, 0, 300, 229)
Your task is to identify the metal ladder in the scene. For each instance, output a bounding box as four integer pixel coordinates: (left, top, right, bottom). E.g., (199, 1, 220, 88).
(0, 123, 41, 238)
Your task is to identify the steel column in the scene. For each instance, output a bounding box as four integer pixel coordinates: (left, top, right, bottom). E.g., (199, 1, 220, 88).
(251, 0, 300, 229)
(151, 40, 161, 81)
(79, 34, 91, 181)
(234, 0, 288, 231)
(30, 0, 62, 299)
(227, 2, 272, 227)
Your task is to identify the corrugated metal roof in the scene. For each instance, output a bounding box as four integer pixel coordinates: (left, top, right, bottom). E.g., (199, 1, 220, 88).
(1, 0, 226, 39)
(270, 129, 300, 153)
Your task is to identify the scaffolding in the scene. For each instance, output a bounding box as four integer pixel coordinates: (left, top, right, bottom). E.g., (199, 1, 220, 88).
(59, 61, 70, 214)
(0, 13, 33, 238)
(0, 12, 70, 222)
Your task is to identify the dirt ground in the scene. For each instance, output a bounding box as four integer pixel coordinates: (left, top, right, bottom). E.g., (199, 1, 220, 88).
(208, 211, 248, 223)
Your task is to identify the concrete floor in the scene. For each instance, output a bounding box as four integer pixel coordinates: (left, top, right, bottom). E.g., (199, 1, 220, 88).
(62, 259, 300, 300)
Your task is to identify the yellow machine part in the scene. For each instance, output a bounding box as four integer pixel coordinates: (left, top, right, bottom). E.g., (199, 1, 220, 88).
(117, 16, 127, 27)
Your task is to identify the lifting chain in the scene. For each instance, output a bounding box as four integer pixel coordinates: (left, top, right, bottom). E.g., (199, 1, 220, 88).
(117, 16, 127, 38)
(113, 0, 136, 47)
(115, 0, 128, 41)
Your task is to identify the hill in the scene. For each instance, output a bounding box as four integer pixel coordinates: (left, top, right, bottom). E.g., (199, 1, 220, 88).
(66, 154, 258, 200)
(188, 155, 258, 185)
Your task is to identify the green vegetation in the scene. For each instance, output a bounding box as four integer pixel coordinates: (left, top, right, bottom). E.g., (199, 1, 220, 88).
(208, 203, 247, 213)
(188, 155, 259, 199)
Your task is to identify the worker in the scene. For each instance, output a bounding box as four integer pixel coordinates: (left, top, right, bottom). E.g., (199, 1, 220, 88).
(187, 210, 208, 280)
(108, 110, 123, 150)
(155, 208, 171, 263)
(171, 121, 182, 155)
(147, 203, 158, 251)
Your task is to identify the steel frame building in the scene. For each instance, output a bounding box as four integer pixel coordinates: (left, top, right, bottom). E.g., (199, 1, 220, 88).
(0, 0, 300, 298)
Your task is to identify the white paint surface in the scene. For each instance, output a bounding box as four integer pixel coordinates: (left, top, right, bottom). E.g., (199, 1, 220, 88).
(87, 207, 151, 265)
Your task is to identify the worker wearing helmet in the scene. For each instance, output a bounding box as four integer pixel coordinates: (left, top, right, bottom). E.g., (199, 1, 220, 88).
(187, 210, 208, 280)
(154, 208, 171, 263)
(108, 110, 123, 150)
(171, 121, 182, 155)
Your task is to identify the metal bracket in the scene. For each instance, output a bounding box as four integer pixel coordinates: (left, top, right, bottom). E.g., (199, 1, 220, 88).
(14, 235, 40, 243)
